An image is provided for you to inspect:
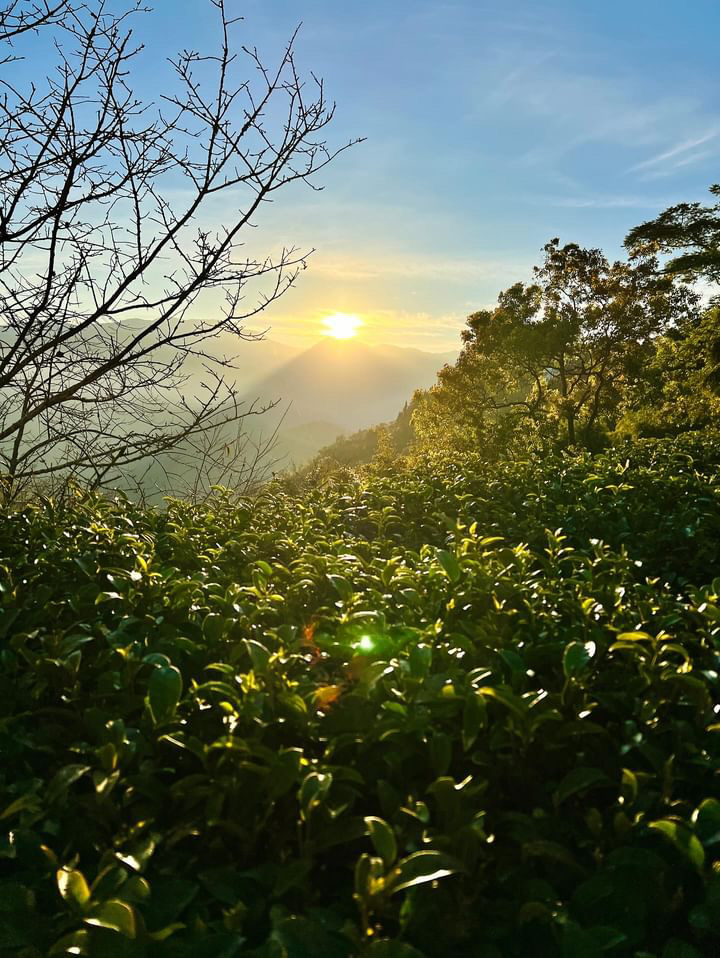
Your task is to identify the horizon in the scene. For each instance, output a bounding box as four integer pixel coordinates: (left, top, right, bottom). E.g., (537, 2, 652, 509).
(243, 328, 459, 356)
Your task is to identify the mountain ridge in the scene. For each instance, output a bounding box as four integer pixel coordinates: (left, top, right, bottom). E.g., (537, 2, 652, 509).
(246, 337, 456, 434)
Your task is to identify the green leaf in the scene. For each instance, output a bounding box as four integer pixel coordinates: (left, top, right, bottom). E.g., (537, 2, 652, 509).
(477, 685, 526, 718)
(327, 574, 353, 600)
(694, 797, 720, 845)
(365, 816, 397, 867)
(523, 840, 581, 869)
(563, 640, 595, 678)
(621, 768, 638, 805)
(386, 850, 461, 895)
(84, 900, 136, 938)
(47, 764, 91, 804)
(366, 941, 427, 957)
(661, 940, 702, 958)
(298, 771, 332, 821)
(354, 852, 385, 901)
(122, 875, 151, 903)
(649, 819, 705, 869)
(202, 613, 225, 642)
(56, 868, 91, 909)
(49, 930, 91, 956)
(555, 767, 609, 804)
(148, 665, 183, 724)
(408, 643, 432, 678)
(90, 865, 128, 899)
(148, 923, 186, 942)
(429, 731, 452, 776)
(273, 859, 313, 897)
(245, 638, 270, 673)
(436, 549, 461, 583)
(0, 792, 41, 820)
(661, 673, 711, 711)
(462, 691, 486, 750)
(271, 915, 354, 958)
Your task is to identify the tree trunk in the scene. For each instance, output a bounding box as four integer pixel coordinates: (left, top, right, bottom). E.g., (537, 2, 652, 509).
(558, 354, 576, 445)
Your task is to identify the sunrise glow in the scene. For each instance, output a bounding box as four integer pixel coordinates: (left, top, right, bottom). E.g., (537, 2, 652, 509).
(322, 312, 362, 339)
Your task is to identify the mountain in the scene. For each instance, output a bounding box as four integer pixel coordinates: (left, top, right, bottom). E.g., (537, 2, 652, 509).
(247, 338, 456, 434)
(181, 333, 301, 393)
(271, 420, 348, 467)
(162, 335, 456, 481)
(231, 338, 456, 470)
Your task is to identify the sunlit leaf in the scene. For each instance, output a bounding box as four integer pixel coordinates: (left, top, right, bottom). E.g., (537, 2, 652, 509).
(650, 819, 705, 869)
(386, 850, 462, 895)
(563, 640, 595, 678)
(436, 549, 461, 583)
(84, 899, 136, 937)
(365, 816, 397, 867)
(57, 868, 91, 908)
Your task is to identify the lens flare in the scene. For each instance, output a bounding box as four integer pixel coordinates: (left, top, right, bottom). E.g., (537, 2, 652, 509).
(323, 313, 362, 339)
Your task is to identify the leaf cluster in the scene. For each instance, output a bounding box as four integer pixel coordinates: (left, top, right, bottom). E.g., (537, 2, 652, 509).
(1, 436, 720, 956)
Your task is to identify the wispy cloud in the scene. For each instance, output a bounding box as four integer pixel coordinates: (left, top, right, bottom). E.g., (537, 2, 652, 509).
(536, 194, 675, 210)
(627, 129, 720, 178)
(307, 252, 528, 284)
(477, 40, 720, 184)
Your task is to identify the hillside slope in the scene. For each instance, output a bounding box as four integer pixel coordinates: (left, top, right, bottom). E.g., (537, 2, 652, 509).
(248, 338, 455, 432)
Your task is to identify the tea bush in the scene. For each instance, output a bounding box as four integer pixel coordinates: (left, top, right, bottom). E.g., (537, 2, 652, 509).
(1, 435, 719, 957)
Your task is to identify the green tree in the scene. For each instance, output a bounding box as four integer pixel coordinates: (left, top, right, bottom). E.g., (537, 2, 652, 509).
(625, 184, 720, 401)
(413, 240, 698, 453)
(617, 306, 720, 437)
(625, 183, 720, 287)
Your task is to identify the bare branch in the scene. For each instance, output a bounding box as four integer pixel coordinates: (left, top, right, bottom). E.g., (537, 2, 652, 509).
(0, 0, 358, 500)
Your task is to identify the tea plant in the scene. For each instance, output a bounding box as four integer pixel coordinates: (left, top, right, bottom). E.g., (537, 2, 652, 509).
(1, 435, 719, 957)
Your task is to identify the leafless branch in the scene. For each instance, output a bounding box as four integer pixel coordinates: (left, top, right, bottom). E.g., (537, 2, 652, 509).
(0, 0, 359, 501)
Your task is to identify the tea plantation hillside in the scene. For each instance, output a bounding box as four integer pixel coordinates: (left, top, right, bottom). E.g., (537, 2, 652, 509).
(1, 436, 720, 958)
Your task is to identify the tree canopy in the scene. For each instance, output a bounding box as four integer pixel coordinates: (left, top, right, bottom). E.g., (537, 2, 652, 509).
(412, 240, 698, 454)
(625, 183, 720, 287)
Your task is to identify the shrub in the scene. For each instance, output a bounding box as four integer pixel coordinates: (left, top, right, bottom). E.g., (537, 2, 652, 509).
(1, 436, 719, 956)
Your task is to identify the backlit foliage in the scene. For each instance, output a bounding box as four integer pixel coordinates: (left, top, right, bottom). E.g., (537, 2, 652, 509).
(1, 436, 719, 956)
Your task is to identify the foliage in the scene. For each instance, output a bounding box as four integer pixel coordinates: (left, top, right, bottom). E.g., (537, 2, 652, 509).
(312, 405, 416, 471)
(1, 435, 720, 956)
(411, 240, 698, 455)
(625, 183, 720, 288)
(616, 308, 720, 438)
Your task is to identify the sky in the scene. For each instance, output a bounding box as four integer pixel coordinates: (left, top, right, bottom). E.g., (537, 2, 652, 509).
(24, 0, 720, 351)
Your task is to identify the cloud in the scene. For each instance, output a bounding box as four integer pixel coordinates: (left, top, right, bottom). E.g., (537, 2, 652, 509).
(535, 194, 675, 210)
(306, 252, 528, 284)
(477, 40, 720, 181)
(627, 129, 720, 179)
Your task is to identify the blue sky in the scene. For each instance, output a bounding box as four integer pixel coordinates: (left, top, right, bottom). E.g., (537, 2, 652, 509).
(25, 0, 720, 350)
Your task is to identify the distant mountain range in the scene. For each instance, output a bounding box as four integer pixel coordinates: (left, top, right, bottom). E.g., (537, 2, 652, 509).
(235, 338, 457, 467)
(180, 334, 457, 472)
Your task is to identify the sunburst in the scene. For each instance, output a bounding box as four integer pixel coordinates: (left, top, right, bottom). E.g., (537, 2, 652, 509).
(322, 312, 362, 339)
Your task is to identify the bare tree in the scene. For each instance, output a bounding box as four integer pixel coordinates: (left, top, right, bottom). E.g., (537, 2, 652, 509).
(0, 0, 356, 501)
(0, 0, 73, 45)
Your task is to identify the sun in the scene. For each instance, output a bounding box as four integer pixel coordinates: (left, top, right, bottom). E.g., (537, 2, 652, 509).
(322, 312, 362, 339)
